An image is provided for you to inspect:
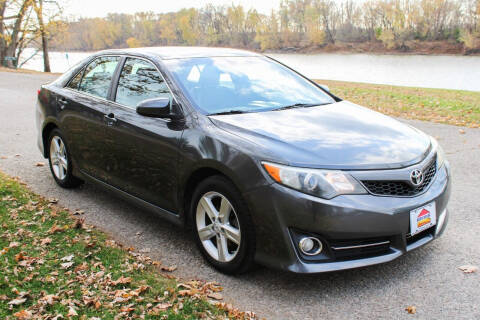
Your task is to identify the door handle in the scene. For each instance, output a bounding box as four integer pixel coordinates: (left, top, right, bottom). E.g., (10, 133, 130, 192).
(104, 113, 117, 126)
(58, 97, 68, 110)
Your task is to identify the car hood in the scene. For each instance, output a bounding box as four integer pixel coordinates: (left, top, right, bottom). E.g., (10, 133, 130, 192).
(208, 101, 431, 170)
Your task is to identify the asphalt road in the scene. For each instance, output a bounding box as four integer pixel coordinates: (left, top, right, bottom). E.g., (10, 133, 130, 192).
(1, 70, 479, 319)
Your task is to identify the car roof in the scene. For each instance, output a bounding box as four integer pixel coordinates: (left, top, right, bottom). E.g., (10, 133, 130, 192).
(97, 46, 262, 60)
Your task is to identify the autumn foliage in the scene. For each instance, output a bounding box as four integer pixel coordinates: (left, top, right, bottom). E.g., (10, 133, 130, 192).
(48, 0, 480, 53)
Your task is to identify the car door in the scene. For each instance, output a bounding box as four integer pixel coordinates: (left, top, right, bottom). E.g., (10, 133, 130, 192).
(104, 57, 184, 212)
(59, 56, 121, 181)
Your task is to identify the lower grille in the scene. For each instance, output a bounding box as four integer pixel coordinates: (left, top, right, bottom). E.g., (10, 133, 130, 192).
(406, 226, 435, 245)
(362, 157, 437, 197)
(330, 237, 391, 261)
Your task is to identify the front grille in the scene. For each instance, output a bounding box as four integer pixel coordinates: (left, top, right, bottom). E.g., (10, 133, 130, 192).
(362, 158, 437, 197)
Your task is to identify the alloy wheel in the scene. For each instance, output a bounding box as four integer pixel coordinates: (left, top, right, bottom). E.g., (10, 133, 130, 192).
(196, 191, 241, 262)
(49, 136, 68, 180)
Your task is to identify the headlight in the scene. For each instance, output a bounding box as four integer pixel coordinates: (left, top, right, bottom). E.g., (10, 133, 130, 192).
(262, 162, 367, 199)
(431, 137, 446, 169)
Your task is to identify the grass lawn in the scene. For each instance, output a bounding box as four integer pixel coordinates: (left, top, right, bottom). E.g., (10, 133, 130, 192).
(0, 172, 255, 319)
(315, 80, 480, 128)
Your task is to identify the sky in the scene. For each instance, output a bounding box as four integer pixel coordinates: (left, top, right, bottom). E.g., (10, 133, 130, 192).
(63, 0, 284, 18)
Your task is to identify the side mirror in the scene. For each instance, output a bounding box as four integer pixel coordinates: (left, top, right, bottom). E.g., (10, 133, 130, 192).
(319, 84, 330, 92)
(136, 98, 182, 120)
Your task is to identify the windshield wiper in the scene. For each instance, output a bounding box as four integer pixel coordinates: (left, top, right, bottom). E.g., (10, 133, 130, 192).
(274, 103, 329, 111)
(208, 110, 249, 116)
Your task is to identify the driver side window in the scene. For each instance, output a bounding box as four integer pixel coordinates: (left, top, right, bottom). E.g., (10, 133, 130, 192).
(115, 58, 172, 108)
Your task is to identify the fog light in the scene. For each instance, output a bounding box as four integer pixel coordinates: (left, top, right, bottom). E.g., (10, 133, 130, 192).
(299, 237, 323, 256)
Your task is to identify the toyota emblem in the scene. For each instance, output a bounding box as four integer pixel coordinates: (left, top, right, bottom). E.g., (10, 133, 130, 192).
(410, 169, 424, 186)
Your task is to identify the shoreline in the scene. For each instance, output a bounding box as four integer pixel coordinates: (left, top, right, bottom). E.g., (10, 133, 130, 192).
(42, 40, 480, 57)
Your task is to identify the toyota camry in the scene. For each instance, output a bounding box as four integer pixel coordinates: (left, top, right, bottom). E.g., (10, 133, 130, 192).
(36, 47, 451, 274)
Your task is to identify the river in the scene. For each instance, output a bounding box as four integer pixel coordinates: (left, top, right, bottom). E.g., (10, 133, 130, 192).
(18, 48, 480, 92)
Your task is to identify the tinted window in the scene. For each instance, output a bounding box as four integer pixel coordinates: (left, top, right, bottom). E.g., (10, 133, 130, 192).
(79, 56, 120, 99)
(164, 57, 335, 114)
(67, 70, 83, 90)
(115, 58, 172, 108)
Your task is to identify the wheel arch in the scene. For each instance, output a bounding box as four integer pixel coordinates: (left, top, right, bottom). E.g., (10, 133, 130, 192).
(181, 163, 242, 228)
(42, 122, 59, 157)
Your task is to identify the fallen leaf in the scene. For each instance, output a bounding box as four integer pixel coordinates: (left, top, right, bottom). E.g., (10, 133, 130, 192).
(61, 254, 74, 262)
(152, 302, 172, 311)
(8, 297, 27, 306)
(35, 162, 45, 167)
(0, 156, 7, 159)
(111, 276, 132, 286)
(61, 262, 74, 269)
(40, 237, 52, 245)
(67, 306, 78, 317)
(49, 223, 66, 234)
(160, 265, 177, 272)
(73, 218, 84, 229)
(458, 129, 465, 134)
(120, 306, 135, 312)
(458, 265, 478, 273)
(73, 210, 84, 215)
(15, 252, 25, 262)
(48, 198, 59, 204)
(9, 241, 20, 248)
(13, 309, 32, 319)
(405, 306, 416, 314)
(39, 294, 59, 305)
(74, 262, 88, 272)
(207, 292, 223, 300)
(139, 248, 151, 253)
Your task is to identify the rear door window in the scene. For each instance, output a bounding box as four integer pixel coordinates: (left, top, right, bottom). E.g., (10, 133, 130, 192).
(67, 70, 84, 90)
(78, 56, 120, 99)
(115, 58, 172, 108)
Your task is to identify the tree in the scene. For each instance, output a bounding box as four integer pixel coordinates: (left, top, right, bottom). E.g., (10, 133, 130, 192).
(2, 0, 32, 68)
(32, 0, 51, 72)
(255, 10, 280, 50)
(177, 8, 199, 46)
(0, 0, 7, 63)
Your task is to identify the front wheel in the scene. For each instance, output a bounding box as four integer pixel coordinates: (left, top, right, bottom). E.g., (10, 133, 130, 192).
(191, 175, 255, 274)
(48, 129, 83, 188)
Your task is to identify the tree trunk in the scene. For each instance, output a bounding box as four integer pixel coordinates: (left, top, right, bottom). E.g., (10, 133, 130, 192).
(5, 0, 31, 68)
(0, 0, 7, 64)
(33, 0, 50, 72)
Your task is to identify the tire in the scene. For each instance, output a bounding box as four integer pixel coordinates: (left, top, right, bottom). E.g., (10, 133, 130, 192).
(48, 129, 83, 188)
(191, 175, 255, 274)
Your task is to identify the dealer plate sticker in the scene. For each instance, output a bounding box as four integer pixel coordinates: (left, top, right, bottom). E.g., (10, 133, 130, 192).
(410, 202, 436, 236)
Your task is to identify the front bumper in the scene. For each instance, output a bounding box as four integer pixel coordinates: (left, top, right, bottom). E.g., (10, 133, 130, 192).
(244, 162, 451, 273)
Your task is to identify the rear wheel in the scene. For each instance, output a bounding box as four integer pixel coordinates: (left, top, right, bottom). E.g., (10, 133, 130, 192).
(191, 175, 255, 274)
(48, 129, 83, 188)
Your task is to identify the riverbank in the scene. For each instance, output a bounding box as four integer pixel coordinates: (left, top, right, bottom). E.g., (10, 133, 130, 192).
(268, 40, 480, 56)
(316, 80, 480, 128)
(0, 171, 255, 319)
(0, 66, 61, 75)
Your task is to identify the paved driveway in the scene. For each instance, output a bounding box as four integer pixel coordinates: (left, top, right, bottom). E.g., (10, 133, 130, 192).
(1, 71, 479, 319)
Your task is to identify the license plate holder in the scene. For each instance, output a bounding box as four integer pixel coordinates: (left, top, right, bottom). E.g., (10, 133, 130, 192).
(410, 202, 436, 236)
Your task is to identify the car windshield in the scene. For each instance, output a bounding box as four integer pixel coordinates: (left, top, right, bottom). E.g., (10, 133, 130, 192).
(163, 56, 335, 115)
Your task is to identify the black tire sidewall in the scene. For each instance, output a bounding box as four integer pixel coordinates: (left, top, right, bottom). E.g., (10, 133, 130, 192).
(191, 175, 255, 274)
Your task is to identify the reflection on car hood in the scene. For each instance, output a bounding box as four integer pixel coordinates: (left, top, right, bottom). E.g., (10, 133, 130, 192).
(209, 101, 431, 170)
